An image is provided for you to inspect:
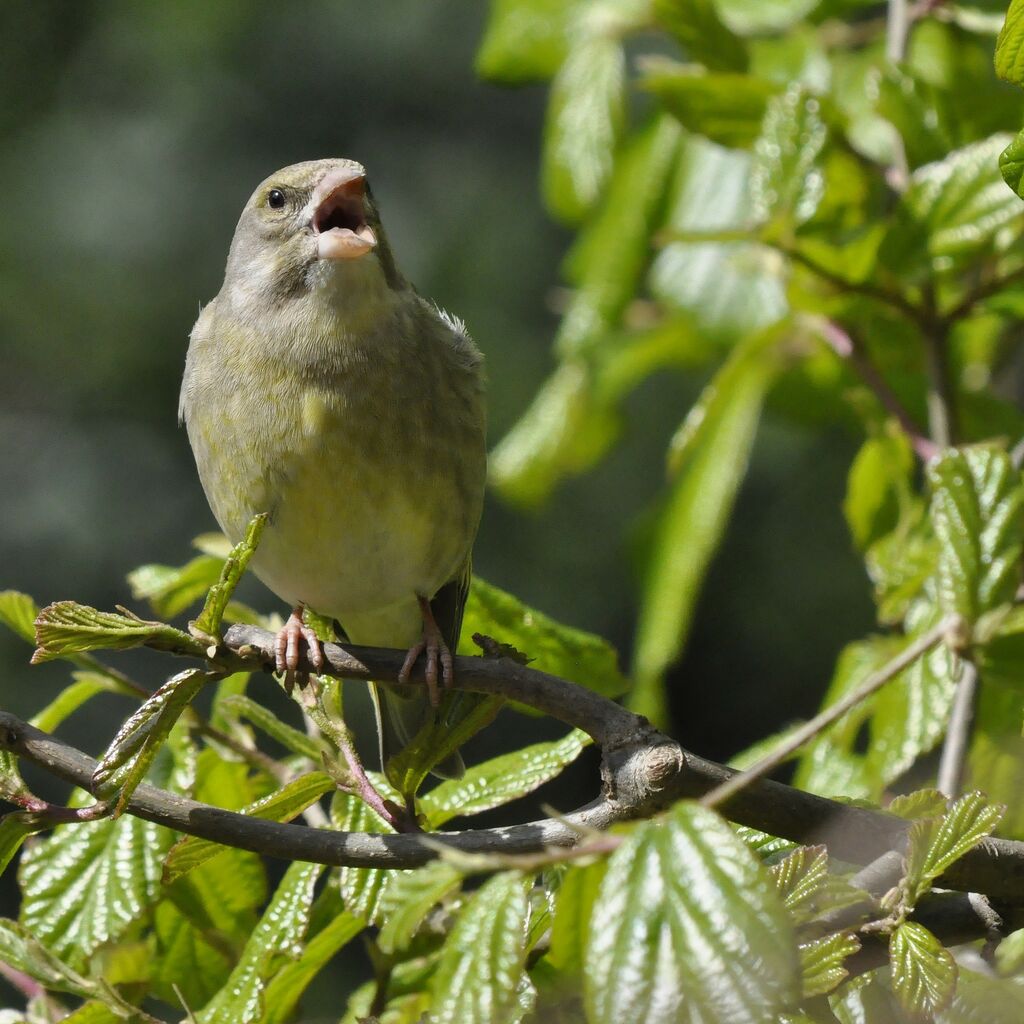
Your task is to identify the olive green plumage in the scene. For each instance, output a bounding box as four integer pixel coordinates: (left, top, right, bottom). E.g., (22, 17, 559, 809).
(179, 159, 487, 777)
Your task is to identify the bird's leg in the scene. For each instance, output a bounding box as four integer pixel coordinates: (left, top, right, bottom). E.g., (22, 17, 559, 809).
(398, 594, 454, 708)
(273, 604, 325, 695)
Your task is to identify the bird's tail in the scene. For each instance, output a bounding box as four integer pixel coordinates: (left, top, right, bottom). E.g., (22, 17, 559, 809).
(370, 681, 465, 781)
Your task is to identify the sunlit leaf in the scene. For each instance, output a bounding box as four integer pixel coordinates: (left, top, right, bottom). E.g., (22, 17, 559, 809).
(462, 577, 627, 697)
(881, 135, 1024, 281)
(716, 0, 821, 34)
(127, 554, 223, 619)
(430, 872, 531, 1024)
(0, 590, 38, 643)
(844, 429, 915, 551)
(93, 667, 210, 815)
(29, 672, 125, 734)
(800, 931, 861, 998)
(19, 810, 174, 972)
(650, 136, 787, 337)
(261, 910, 363, 1023)
(542, 15, 626, 222)
(750, 83, 827, 229)
(928, 447, 1024, 627)
(996, 0, 1024, 86)
(475, 0, 576, 83)
(215, 694, 321, 761)
(585, 803, 799, 1023)
(902, 791, 1004, 904)
(333, 792, 395, 925)
(191, 512, 267, 639)
(889, 920, 957, 1019)
(32, 601, 206, 663)
(0, 813, 40, 878)
(548, 859, 606, 979)
(0, 918, 156, 1020)
(376, 861, 463, 954)
(197, 860, 324, 1024)
(422, 728, 590, 827)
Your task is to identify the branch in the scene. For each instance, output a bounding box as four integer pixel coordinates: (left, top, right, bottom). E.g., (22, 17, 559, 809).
(4, 626, 1024, 903)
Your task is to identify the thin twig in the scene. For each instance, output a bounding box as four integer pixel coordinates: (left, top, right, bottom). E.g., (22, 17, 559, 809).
(700, 616, 960, 809)
(816, 320, 939, 461)
(936, 660, 980, 799)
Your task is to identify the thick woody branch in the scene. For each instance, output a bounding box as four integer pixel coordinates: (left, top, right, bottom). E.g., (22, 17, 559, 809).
(3, 625, 1024, 906)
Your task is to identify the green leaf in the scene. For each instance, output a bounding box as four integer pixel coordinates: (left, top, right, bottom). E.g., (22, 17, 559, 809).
(0, 589, 38, 643)
(871, 599, 958, 786)
(421, 729, 590, 827)
(0, 812, 41, 878)
(192, 512, 267, 639)
(889, 920, 958, 1020)
(881, 135, 1024, 281)
(750, 84, 827, 229)
(642, 60, 779, 148)
(548, 859, 606, 978)
(799, 931, 861, 998)
(866, 524, 938, 625)
(333, 793, 395, 924)
(844, 429, 915, 551)
(29, 672, 125, 733)
(376, 861, 463, 954)
(31, 601, 206, 663)
(93, 668, 210, 814)
(995, 928, 1024, 976)
(715, 0, 820, 34)
(769, 845, 864, 926)
(652, 0, 748, 72)
(475, 0, 576, 83)
(793, 636, 904, 800)
(941, 970, 1024, 1024)
(462, 577, 628, 697)
(19, 811, 174, 972)
(197, 860, 324, 1024)
(999, 129, 1024, 197)
(430, 872, 531, 1024)
(162, 771, 334, 883)
(542, 15, 626, 222)
(260, 910, 363, 1023)
(0, 918, 155, 1020)
(215, 694, 322, 761)
(650, 136, 787, 337)
(558, 114, 683, 357)
(631, 326, 784, 725)
(127, 554, 223, 619)
(928, 448, 1024, 627)
(888, 788, 949, 821)
(903, 791, 1004, 904)
(996, 0, 1024, 86)
(585, 803, 799, 1024)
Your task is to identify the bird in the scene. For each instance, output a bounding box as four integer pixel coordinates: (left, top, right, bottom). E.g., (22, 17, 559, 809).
(179, 158, 487, 781)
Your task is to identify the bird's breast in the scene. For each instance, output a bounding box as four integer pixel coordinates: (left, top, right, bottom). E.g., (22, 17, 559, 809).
(187, 326, 485, 624)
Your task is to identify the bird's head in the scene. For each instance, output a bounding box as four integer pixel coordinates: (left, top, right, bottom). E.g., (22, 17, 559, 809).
(222, 159, 402, 306)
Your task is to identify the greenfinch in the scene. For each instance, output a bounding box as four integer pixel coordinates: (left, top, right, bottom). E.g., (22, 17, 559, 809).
(179, 159, 486, 778)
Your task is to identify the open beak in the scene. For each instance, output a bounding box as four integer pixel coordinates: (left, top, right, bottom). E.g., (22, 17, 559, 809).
(311, 169, 377, 260)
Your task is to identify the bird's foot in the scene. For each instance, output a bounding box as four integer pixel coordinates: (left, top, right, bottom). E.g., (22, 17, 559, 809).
(398, 595, 454, 708)
(274, 605, 324, 695)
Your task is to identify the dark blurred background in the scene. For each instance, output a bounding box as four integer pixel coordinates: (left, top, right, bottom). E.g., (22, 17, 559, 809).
(0, 0, 874, 1005)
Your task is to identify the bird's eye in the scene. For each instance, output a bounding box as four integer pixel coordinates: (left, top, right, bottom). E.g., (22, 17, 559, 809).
(267, 188, 286, 209)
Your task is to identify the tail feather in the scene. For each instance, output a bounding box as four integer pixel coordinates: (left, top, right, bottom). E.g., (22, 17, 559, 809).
(370, 681, 465, 780)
